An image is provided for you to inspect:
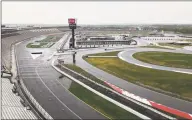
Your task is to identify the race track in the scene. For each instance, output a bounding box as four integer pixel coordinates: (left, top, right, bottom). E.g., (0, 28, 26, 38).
(118, 48, 192, 74)
(75, 47, 192, 113)
(14, 33, 106, 119)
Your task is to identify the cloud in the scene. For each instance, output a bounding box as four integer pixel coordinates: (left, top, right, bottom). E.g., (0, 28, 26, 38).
(2, 1, 192, 24)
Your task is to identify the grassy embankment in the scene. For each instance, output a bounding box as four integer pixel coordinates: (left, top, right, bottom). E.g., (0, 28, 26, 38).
(140, 45, 173, 49)
(64, 64, 110, 88)
(133, 51, 192, 69)
(84, 51, 192, 99)
(63, 64, 140, 119)
(68, 76, 139, 119)
(89, 51, 120, 56)
(159, 43, 192, 48)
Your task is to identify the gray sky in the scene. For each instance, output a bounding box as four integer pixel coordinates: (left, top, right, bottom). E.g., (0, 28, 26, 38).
(2, 1, 192, 25)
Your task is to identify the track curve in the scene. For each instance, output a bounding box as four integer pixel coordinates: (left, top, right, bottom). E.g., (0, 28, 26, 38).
(75, 47, 192, 114)
(118, 48, 192, 74)
(14, 32, 106, 119)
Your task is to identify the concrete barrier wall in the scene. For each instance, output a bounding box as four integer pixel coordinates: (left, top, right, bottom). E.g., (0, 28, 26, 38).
(52, 60, 181, 119)
(52, 62, 151, 119)
(55, 63, 174, 119)
(13, 39, 53, 120)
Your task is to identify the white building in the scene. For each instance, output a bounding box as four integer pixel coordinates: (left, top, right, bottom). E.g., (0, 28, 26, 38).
(110, 34, 130, 40)
(140, 36, 191, 43)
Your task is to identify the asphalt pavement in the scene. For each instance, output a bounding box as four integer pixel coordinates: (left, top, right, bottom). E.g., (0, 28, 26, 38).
(118, 48, 192, 74)
(4, 29, 192, 118)
(15, 34, 106, 119)
(74, 47, 192, 114)
(2, 29, 62, 70)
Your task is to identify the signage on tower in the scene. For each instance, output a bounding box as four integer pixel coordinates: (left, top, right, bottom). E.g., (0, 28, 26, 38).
(68, 18, 77, 29)
(68, 18, 76, 24)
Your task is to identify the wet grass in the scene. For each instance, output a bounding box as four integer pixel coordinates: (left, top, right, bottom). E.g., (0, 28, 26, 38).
(69, 81, 140, 119)
(64, 64, 110, 88)
(88, 51, 120, 56)
(26, 42, 48, 48)
(26, 34, 63, 48)
(84, 52, 192, 99)
(140, 45, 173, 50)
(159, 43, 192, 48)
(133, 51, 192, 69)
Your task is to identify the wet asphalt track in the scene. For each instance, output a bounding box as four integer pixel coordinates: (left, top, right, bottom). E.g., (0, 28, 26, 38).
(118, 48, 192, 74)
(74, 47, 192, 114)
(14, 33, 106, 119)
(4, 29, 192, 118)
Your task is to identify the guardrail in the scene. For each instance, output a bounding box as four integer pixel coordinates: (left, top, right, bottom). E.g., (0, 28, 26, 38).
(58, 33, 71, 51)
(19, 76, 52, 119)
(13, 38, 53, 120)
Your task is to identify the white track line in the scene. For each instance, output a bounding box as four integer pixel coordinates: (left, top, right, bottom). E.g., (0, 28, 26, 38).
(35, 65, 82, 119)
(52, 60, 151, 120)
(118, 51, 192, 74)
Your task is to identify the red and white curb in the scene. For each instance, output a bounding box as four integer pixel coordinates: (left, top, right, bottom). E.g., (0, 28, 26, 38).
(104, 81, 192, 120)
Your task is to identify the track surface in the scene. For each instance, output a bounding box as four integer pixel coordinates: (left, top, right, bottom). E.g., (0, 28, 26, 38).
(2, 30, 61, 70)
(74, 47, 192, 113)
(119, 48, 192, 74)
(13, 32, 106, 119)
(3, 29, 192, 118)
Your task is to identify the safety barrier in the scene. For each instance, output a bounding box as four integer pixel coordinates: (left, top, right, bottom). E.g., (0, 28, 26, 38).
(13, 40, 53, 120)
(105, 81, 192, 120)
(58, 33, 71, 51)
(53, 60, 178, 119)
(19, 77, 53, 119)
(52, 61, 150, 119)
(57, 64, 174, 119)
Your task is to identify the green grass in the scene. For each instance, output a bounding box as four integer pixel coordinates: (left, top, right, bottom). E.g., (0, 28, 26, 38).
(133, 51, 192, 69)
(182, 39, 192, 42)
(84, 52, 192, 99)
(159, 43, 191, 48)
(36, 34, 63, 42)
(64, 64, 110, 88)
(89, 51, 120, 56)
(27, 34, 63, 48)
(69, 81, 140, 119)
(140, 45, 173, 50)
(26, 42, 48, 48)
(129, 30, 151, 37)
(35, 35, 55, 43)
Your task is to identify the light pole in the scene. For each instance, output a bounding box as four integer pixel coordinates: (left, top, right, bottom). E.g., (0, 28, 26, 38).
(68, 18, 77, 64)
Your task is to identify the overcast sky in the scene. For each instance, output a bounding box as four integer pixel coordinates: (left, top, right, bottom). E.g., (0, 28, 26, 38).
(2, 1, 192, 25)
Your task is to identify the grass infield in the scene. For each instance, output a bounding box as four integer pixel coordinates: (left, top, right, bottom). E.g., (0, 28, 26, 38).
(26, 34, 63, 48)
(84, 51, 192, 99)
(69, 81, 140, 119)
(133, 51, 192, 69)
